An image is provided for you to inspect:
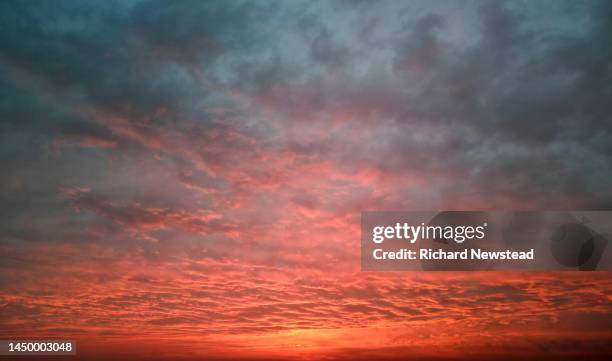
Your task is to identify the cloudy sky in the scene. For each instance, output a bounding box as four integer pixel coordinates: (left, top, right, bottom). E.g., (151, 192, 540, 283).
(1, 0, 611, 359)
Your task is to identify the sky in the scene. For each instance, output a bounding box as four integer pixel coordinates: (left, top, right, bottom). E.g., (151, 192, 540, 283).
(1, 0, 611, 360)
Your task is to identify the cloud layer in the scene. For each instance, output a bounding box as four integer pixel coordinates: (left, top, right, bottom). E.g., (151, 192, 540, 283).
(1, 0, 611, 359)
